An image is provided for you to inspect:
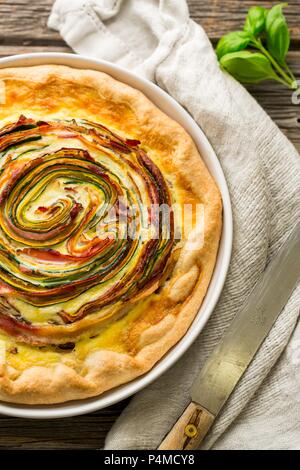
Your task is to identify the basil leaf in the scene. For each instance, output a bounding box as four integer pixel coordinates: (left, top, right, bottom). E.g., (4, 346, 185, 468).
(216, 31, 251, 59)
(266, 3, 290, 65)
(220, 50, 278, 84)
(244, 6, 267, 36)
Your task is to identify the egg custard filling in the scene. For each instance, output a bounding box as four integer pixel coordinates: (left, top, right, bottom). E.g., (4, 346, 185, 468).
(0, 65, 222, 403)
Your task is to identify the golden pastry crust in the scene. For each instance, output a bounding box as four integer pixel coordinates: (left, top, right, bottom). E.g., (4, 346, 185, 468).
(0, 65, 222, 404)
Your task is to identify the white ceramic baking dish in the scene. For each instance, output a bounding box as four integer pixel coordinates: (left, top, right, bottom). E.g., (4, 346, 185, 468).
(0, 53, 233, 419)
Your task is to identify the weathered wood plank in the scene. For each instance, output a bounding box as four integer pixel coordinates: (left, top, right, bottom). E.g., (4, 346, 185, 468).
(0, 0, 60, 40)
(0, 400, 129, 450)
(0, 1, 299, 43)
(0, 44, 70, 56)
(188, 0, 300, 41)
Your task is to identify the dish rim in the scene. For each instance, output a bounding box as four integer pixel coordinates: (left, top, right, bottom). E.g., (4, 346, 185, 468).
(0, 52, 233, 419)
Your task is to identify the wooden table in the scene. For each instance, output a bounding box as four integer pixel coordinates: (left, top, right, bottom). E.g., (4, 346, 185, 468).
(0, 0, 299, 450)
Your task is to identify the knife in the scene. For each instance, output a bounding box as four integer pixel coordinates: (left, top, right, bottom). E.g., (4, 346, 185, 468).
(158, 220, 300, 450)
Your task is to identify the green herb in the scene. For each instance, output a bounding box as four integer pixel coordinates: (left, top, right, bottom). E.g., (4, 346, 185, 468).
(216, 31, 251, 59)
(220, 51, 281, 84)
(244, 6, 267, 36)
(266, 3, 290, 66)
(216, 3, 299, 91)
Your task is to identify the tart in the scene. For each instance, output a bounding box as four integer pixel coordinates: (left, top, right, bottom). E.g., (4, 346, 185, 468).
(0, 65, 222, 404)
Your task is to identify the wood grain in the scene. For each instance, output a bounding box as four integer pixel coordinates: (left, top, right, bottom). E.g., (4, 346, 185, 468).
(188, 0, 300, 42)
(0, 400, 129, 450)
(0, 0, 60, 40)
(0, 0, 299, 450)
(0, 1, 299, 43)
(158, 402, 215, 450)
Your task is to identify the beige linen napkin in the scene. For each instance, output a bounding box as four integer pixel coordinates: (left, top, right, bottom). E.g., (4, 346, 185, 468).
(49, 0, 300, 450)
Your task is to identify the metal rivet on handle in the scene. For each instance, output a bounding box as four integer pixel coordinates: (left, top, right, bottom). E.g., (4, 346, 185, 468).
(184, 424, 198, 438)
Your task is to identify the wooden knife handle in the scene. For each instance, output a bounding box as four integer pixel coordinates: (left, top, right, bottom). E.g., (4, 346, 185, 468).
(158, 402, 215, 450)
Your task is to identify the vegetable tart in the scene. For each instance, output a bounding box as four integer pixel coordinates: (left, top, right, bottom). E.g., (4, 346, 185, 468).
(0, 65, 222, 404)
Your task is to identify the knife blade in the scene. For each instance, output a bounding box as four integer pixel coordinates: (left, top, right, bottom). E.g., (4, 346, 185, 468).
(159, 220, 300, 450)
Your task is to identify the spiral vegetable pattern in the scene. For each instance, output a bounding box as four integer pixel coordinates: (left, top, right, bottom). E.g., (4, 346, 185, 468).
(0, 116, 174, 341)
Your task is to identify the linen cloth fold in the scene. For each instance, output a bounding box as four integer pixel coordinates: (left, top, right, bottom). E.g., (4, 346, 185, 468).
(48, 0, 300, 450)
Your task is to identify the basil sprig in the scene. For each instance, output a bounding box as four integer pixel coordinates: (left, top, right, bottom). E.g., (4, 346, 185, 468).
(216, 3, 298, 91)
